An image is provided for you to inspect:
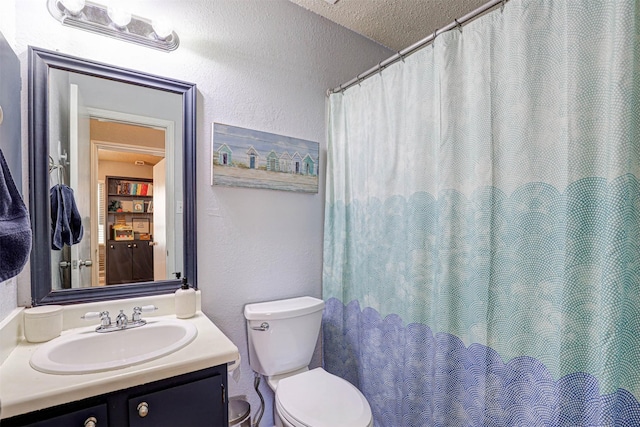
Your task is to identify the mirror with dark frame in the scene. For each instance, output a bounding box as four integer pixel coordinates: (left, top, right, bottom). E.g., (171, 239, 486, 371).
(29, 46, 197, 305)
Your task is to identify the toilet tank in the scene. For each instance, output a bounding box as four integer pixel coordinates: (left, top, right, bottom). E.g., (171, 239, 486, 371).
(244, 296, 325, 377)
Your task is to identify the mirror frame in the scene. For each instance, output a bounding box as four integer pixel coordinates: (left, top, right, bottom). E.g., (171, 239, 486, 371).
(28, 46, 197, 305)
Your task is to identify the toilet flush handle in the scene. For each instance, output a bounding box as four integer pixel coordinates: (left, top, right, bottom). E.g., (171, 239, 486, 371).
(251, 322, 270, 331)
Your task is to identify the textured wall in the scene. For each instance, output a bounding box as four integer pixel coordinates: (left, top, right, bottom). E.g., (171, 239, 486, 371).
(0, 0, 392, 424)
(0, 278, 16, 320)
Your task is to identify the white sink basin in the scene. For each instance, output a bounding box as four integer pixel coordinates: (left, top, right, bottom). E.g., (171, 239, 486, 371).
(30, 320, 198, 375)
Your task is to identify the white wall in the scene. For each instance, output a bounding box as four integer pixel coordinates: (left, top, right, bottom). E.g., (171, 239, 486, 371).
(0, 278, 16, 320)
(0, 0, 392, 424)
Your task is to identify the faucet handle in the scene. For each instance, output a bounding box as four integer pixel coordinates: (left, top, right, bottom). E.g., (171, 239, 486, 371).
(82, 311, 102, 320)
(132, 305, 157, 322)
(140, 305, 158, 313)
(82, 311, 111, 327)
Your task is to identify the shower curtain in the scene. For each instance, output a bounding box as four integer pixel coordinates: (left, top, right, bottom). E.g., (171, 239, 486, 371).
(322, 1, 640, 425)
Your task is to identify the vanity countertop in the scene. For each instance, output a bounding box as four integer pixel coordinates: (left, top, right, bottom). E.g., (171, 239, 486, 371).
(0, 311, 239, 419)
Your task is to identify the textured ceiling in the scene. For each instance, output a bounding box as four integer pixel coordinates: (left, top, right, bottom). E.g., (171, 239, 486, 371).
(288, 0, 489, 51)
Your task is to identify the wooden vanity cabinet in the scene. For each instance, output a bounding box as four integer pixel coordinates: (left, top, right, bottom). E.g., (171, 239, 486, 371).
(125, 375, 224, 427)
(6, 404, 108, 427)
(2, 365, 228, 427)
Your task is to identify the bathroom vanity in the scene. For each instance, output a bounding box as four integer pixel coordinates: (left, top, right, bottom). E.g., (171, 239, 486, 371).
(2, 365, 226, 427)
(0, 47, 231, 426)
(0, 294, 239, 427)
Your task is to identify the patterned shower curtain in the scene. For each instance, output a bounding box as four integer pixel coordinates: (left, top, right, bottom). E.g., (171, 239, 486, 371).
(322, 1, 640, 425)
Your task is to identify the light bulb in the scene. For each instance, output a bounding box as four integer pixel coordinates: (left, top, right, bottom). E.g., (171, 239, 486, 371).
(152, 20, 173, 40)
(60, 0, 86, 15)
(107, 6, 131, 28)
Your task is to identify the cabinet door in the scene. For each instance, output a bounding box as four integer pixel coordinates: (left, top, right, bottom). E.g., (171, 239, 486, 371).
(131, 242, 153, 282)
(128, 375, 225, 427)
(107, 242, 133, 285)
(2, 404, 107, 427)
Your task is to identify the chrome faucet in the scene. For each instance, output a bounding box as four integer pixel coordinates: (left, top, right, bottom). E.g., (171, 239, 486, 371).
(82, 305, 157, 333)
(115, 310, 128, 329)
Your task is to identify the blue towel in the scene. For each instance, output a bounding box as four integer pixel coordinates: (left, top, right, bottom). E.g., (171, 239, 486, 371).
(50, 183, 84, 250)
(0, 148, 32, 282)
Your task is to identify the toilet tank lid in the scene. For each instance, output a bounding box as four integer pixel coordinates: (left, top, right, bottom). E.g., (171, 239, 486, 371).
(244, 296, 325, 320)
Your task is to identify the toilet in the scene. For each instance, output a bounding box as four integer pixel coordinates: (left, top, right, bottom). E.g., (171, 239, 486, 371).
(244, 296, 373, 427)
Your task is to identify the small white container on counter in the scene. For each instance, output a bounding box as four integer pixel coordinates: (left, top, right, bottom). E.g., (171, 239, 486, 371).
(24, 305, 63, 343)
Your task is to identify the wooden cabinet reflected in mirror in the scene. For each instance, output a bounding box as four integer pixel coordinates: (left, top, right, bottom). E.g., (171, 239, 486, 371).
(105, 175, 156, 286)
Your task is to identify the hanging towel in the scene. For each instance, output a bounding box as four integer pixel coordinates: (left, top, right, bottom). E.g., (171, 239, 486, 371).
(50, 183, 83, 250)
(0, 148, 32, 282)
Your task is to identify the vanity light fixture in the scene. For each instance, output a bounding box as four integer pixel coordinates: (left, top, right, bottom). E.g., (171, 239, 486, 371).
(47, 0, 179, 52)
(152, 20, 173, 41)
(106, 5, 132, 28)
(60, 0, 86, 15)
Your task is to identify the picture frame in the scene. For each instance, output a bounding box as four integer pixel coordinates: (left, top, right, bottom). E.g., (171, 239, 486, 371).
(121, 200, 133, 212)
(146, 201, 154, 213)
(132, 217, 150, 234)
(132, 199, 144, 213)
(211, 123, 319, 193)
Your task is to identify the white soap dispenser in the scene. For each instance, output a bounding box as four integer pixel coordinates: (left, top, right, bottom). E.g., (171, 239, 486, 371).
(175, 277, 196, 319)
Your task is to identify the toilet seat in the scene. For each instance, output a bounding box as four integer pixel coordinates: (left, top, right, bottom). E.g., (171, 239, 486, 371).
(275, 368, 372, 427)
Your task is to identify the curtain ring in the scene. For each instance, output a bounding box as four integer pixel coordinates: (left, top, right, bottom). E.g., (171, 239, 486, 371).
(455, 19, 462, 33)
(378, 62, 383, 76)
(432, 29, 438, 48)
(501, 0, 506, 12)
(397, 51, 405, 62)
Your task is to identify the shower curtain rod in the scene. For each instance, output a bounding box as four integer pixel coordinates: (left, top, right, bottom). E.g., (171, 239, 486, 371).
(329, 0, 507, 94)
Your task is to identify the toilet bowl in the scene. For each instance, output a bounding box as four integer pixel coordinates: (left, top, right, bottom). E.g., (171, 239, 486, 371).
(274, 368, 372, 427)
(244, 297, 373, 427)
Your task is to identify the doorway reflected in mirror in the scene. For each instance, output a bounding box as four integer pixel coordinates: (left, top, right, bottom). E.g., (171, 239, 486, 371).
(95, 121, 165, 288)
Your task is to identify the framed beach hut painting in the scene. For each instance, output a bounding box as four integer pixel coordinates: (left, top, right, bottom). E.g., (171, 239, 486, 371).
(211, 123, 319, 193)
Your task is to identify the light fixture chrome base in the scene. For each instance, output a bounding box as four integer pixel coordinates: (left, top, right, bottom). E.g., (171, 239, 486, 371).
(47, 0, 179, 52)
